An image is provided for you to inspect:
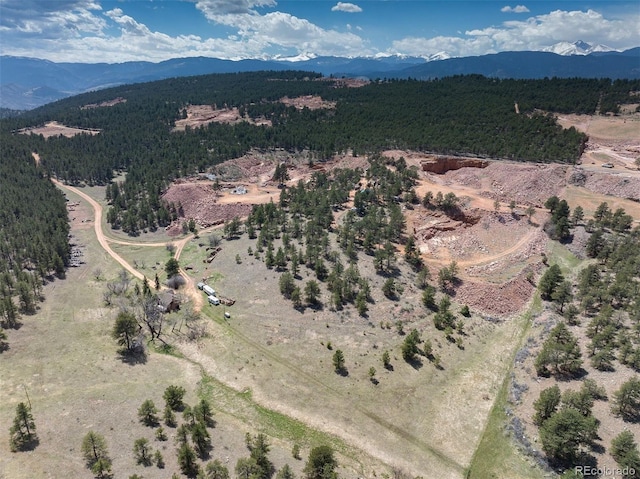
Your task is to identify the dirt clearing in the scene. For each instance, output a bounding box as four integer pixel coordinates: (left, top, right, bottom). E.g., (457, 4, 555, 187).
(17, 121, 100, 138)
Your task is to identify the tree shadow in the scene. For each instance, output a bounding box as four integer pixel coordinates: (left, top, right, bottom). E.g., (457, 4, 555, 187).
(553, 367, 588, 382)
(616, 411, 640, 423)
(196, 447, 213, 462)
(307, 302, 324, 312)
(559, 234, 575, 245)
(335, 368, 349, 377)
(376, 267, 401, 278)
(407, 357, 423, 370)
(1, 319, 22, 330)
(13, 436, 40, 452)
(118, 349, 148, 365)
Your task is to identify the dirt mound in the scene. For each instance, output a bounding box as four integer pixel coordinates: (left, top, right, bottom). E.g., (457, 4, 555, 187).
(454, 270, 536, 316)
(18, 121, 101, 138)
(213, 150, 369, 185)
(279, 95, 336, 110)
(173, 105, 271, 132)
(162, 182, 252, 230)
(214, 154, 279, 182)
(446, 162, 568, 207)
(415, 207, 543, 263)
(81, 97, 126, 109)
(582, 171, 640, 201)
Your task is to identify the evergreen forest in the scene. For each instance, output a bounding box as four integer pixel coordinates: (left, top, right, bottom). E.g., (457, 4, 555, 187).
(0, 134, 70, 341)
(1, 72, 639, 351)
(2, 73, 638, 237)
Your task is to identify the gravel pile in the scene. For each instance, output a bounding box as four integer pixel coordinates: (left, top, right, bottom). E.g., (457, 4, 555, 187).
(446, 162, 568, 207)
(583, 171, 640, 201)
(453, 271, 536, 316)
(162, 182, 253, 232)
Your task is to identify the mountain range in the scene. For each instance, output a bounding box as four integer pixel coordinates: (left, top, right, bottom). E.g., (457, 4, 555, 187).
(1, 41, 638, 111)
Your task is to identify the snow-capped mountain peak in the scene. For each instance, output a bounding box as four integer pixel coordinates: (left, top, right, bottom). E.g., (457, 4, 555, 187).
(543, 40, 617, 56)
(424, 51, 451, 62)
(273, 52, 318, 62)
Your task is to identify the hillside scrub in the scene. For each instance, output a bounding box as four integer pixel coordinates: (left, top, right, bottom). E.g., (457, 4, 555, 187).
(517, 196, 640, 476)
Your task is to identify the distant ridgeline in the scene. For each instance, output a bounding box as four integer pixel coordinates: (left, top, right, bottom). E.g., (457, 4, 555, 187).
(0, 71, 639, 239)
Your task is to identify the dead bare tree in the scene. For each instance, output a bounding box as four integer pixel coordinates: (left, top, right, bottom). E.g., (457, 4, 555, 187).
(136, 295, 165, 342)
(185, 321, 207, 342)
(118, 269, 131, 291)
(181, 304, 205, 341)
(166, 275, 185, 290)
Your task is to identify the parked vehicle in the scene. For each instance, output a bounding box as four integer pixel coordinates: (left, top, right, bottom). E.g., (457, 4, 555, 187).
(203, 285, 215, 296)
(208, 295, 220, 306)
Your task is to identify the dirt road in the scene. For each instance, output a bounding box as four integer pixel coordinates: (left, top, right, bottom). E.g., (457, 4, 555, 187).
(54, 179, 210, 310)
(53, 179, 144, 281)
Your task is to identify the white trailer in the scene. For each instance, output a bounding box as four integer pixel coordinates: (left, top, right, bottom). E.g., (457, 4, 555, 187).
(208, 295, 220, 305)
(203, 285, 215, 296)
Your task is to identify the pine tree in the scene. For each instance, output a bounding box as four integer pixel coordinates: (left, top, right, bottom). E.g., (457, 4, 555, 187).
(194, 398, 215, 427)
(133, 437, 152, 466)
(191, 422, 212, 459)
(164, 405, 177, 427)
(81, 430, 111, 477)
(332, 349, 346, 374)
(178, 443, 200, 477)
(112, 311, 139, 352)
(611, 431, 640, 473)
(9, 402, 37, 452)
(533, 385, 561, 425)
(538, 264, 564, 300)
(200, 460, 230, 479)
(138, 399, 159, 427)
(535, 322, 582, 377)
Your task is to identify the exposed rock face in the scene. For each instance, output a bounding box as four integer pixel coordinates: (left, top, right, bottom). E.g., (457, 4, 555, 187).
(421, 156, 489, 174)
(568, 167, 587, 186)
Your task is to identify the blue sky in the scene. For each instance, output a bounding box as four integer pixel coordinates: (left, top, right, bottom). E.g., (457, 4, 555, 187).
(0, 0, 638, 62)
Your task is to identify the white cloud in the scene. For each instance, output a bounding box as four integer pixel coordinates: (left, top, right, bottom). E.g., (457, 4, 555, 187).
(0, 2, 637, 64)
(391, 35, 495, 58)
(331, 2, 363, 13)
(501, 5, 530, 13)
(391, 9, 640, 58)
(196, 2, 369, 57)
(481, 9, 639, 49)
(193, 0, 276, 17)
(0, 0, 105, 39)
(0, 0, 370, 62)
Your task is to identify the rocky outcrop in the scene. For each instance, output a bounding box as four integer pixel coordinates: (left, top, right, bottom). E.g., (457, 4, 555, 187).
(421, 156, 489, 174)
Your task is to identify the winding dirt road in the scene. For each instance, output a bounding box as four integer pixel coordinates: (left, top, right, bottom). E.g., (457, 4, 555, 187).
(53, 179, 206, 310)
(53, 179, 144, 281)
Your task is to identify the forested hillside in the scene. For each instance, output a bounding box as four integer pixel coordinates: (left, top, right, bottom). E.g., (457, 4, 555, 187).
(0, 135, 70, 348)
(1, 73, 638, 239)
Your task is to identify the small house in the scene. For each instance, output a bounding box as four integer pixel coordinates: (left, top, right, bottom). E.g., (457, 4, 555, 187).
(158, 291, 180, 313)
